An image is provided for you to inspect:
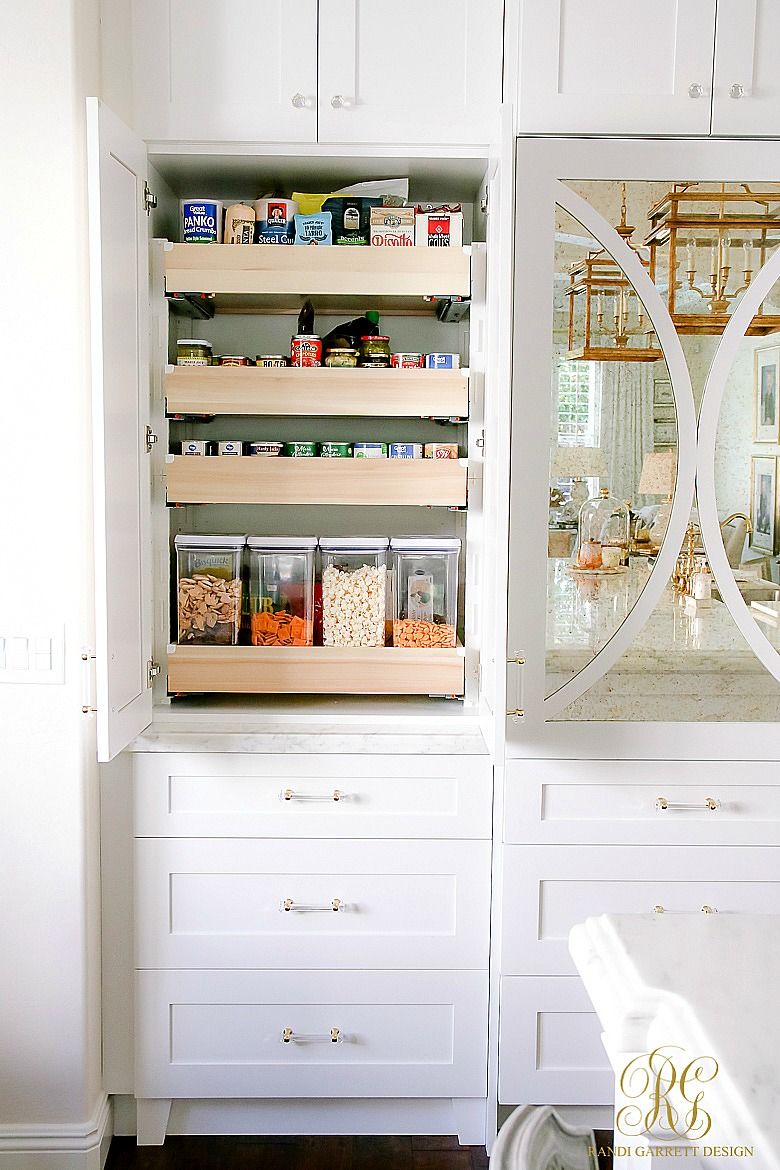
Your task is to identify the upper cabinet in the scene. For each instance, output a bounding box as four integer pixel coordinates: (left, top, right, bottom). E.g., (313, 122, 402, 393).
(129, 0, 502, 146)
(514, 0, 780, 138)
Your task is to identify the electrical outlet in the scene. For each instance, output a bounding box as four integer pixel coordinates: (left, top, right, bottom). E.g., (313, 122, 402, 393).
(0, 627, 65, 684)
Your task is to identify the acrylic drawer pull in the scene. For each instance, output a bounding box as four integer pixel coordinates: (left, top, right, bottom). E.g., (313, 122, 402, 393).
(655, 796, 720, 812)
(701, 904, 718, 914)
(282, 1027, 342, 1044)
(281, 788, 345, 803)
(281, 897, 344, 913)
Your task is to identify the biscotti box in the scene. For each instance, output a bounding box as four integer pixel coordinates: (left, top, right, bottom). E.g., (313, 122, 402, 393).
(415, 209, 464, 247)
(370, 207, 415, 246)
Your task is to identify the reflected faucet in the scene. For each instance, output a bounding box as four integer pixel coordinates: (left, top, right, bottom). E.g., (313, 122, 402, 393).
(719, 512, 753, 535)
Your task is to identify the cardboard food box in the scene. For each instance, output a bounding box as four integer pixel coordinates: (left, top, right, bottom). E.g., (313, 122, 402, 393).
(370, 207, 416, 247)
(415, 209, 464, 247)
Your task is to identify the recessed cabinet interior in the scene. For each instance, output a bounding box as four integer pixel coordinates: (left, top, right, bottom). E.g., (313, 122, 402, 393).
(128, 0, 503, 145)
(514, 0, 780, 137)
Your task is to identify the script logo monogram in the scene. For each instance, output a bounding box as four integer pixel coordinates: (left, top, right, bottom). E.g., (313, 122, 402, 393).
(616, 1046, 719, 1140)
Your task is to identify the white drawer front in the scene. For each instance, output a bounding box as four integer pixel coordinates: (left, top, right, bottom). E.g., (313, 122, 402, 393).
(136, 838, 491, 970)
(136, 969, 488, 1099)
(498, 977, 611, 1106)
(135, 754, 492, 839)
(504, 759, 780, 845)
(502, 845, 780, 975)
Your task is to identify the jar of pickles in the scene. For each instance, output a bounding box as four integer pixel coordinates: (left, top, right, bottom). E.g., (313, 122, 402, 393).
(176, 339, 212, 366)
(324, 347, 359, 367)
(247, 537, 316, 646)
(174, 535, 245, 644)
(358, 335, 391, 367)
(391, 537, 460, 648)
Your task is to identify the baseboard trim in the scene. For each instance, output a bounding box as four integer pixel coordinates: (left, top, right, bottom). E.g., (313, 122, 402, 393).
(0, 1093, 112, 1169)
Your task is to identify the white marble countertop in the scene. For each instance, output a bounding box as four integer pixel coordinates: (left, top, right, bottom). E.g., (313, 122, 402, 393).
(130, 695, 488, 754)
(570, 913, 780, 1167)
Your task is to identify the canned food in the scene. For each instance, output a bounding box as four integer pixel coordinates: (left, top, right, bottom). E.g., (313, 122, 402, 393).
(425, 353, 460, 370)
(353, 442, 388, 459)
(320, 442, 352, 458)
(219, 355, 250, 366)
(290, 335, 323, 367)
(256, 355, 289, 367)
(246, 441, 283, 457)
(389, 443, 423, 459)
(284, 441, 318, 458)
(181, 199, 223, 243)
(217, 441, 243, 456)
(324, 348, 359, 368)
(391, 352, 425, 368)
(176, 339, 212, 366)
(424, 443, 459, 460)
(180, 440, 212, 456)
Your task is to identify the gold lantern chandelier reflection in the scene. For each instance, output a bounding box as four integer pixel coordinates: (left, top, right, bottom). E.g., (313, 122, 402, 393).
(566, 185, 663, 363)
(644, 182, 780, 335)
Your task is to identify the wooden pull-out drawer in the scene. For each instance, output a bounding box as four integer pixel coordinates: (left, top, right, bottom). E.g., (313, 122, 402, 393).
(502, 845, 780, 975)
(498, 976, 611, 1107)
(136, 969, 488, 1100)
(134, 754, 492, 840)
(136, 838, 490, 971)
(504, 759, 780, 846)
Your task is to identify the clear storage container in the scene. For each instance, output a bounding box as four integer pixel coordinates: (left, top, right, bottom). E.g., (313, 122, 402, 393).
(247, 537, 316, 647)
(391, 537, 460, 648)
(174, 535, 245, 645)
(319, 537, 389, 647)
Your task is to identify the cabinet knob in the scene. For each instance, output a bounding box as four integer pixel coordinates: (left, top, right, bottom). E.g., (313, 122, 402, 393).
(688, 83, 704, 99)
(291, 93, 308, 109)
(331, 94, 350, 109)
(729, 82, 745, 100)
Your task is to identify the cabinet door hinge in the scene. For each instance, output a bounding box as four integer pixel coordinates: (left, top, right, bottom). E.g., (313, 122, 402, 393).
(143, 182, 158, 215)
(147, 660, 161, 687)
(145, 425, 158, 452)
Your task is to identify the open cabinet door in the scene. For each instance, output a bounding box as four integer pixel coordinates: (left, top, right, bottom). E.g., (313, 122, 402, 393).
(87, 99, 153, 761)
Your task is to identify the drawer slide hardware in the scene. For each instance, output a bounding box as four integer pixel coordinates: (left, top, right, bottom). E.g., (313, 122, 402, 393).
(282, 1027, 342, 1044)
(281, 788, 345, 803)
(655, 796, 720, 812)
(281, 897, 344, 913)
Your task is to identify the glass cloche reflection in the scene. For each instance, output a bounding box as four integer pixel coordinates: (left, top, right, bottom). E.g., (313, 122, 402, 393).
(575, 487, 631, 569)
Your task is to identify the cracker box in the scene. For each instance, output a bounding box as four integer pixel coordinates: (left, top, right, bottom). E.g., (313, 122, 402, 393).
(370, 207, 416, 247)
(415, 210, 464, 247)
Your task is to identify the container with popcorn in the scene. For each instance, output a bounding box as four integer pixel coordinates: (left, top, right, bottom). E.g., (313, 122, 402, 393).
(174, 534, 245, 645)
(319, 537, 389, 647)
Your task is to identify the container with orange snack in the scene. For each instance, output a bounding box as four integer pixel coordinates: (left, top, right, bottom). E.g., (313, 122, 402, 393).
(390, 536, 460, 649)
(247, 537, 316, 648)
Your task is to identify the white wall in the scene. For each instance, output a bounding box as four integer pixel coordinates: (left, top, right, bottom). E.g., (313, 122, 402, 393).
(0, 0, 105, 1158)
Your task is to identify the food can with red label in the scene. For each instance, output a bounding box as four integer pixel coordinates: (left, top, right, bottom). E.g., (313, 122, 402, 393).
(219, 355, 250, 366)
(391, 352, 425, 368)
(290, 335, 323, 367)
(256, 355, 289, 367)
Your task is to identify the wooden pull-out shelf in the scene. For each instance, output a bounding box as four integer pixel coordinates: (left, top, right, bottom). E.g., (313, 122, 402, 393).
(167, 644, 465, 696)
(165, 455, 467, 507)
(164, 243, 471, 302)
(165, 365, 469, 418)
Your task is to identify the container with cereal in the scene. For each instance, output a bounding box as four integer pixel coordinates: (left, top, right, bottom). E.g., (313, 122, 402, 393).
(174, 535, 245, 645)
(319, 537, 389, 647)
(247, 537, 316, 647)
(391, 537, 459, 649)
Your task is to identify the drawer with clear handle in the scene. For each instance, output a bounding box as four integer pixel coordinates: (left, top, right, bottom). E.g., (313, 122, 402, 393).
(136, 837, 491, 970)
(135, 968, 488, 1100)
(503, 759, 780, 845)
(134, 753, 492, 840)
(501, 844, 780, 975)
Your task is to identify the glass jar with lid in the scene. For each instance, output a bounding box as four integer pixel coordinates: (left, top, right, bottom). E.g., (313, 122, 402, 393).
(247, 537, 316, 646)
(576, 488, 631, 568)
(391, 537, 460, 648)
(319, 537, 389, 646)
(358, 335, 391, 367)
(176, 339, 213, 366)
(174, 534, 245, 644)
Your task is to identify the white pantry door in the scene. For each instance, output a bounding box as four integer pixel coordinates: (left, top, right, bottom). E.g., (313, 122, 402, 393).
(515, 0, 717, 135)
(317, 0, 502, 145)
(131, 0, 318, 142)
(711, 0, 780, 136)
(86, 99, 153, 761)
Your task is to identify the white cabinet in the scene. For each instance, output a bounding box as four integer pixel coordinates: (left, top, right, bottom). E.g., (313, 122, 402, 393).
(317, 0, 503, 146)
(129, 0, 502, 145)
(514, 0, 780, 137)
(131, 0, 318, 142)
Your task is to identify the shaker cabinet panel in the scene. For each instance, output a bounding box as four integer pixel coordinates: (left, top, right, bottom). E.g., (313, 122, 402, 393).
(515, 0, 716, 135)
(711, 0, 780, 137)
(131, 0, 318, 142)
(317, 0, 502, 145)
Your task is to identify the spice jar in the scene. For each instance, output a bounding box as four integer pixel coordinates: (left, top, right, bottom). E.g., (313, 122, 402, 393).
(247, 537, 316, 647)
(358, 335, 391, 367)
(177, 339, 213, 366)
(174, 535, 245, 645)
(319, 537, 389, 647)
(325, 348, 359, 367)
(391, 537, 459, 648)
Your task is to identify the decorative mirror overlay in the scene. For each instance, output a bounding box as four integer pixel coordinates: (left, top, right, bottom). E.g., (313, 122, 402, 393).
(548, 180, 780, 722)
